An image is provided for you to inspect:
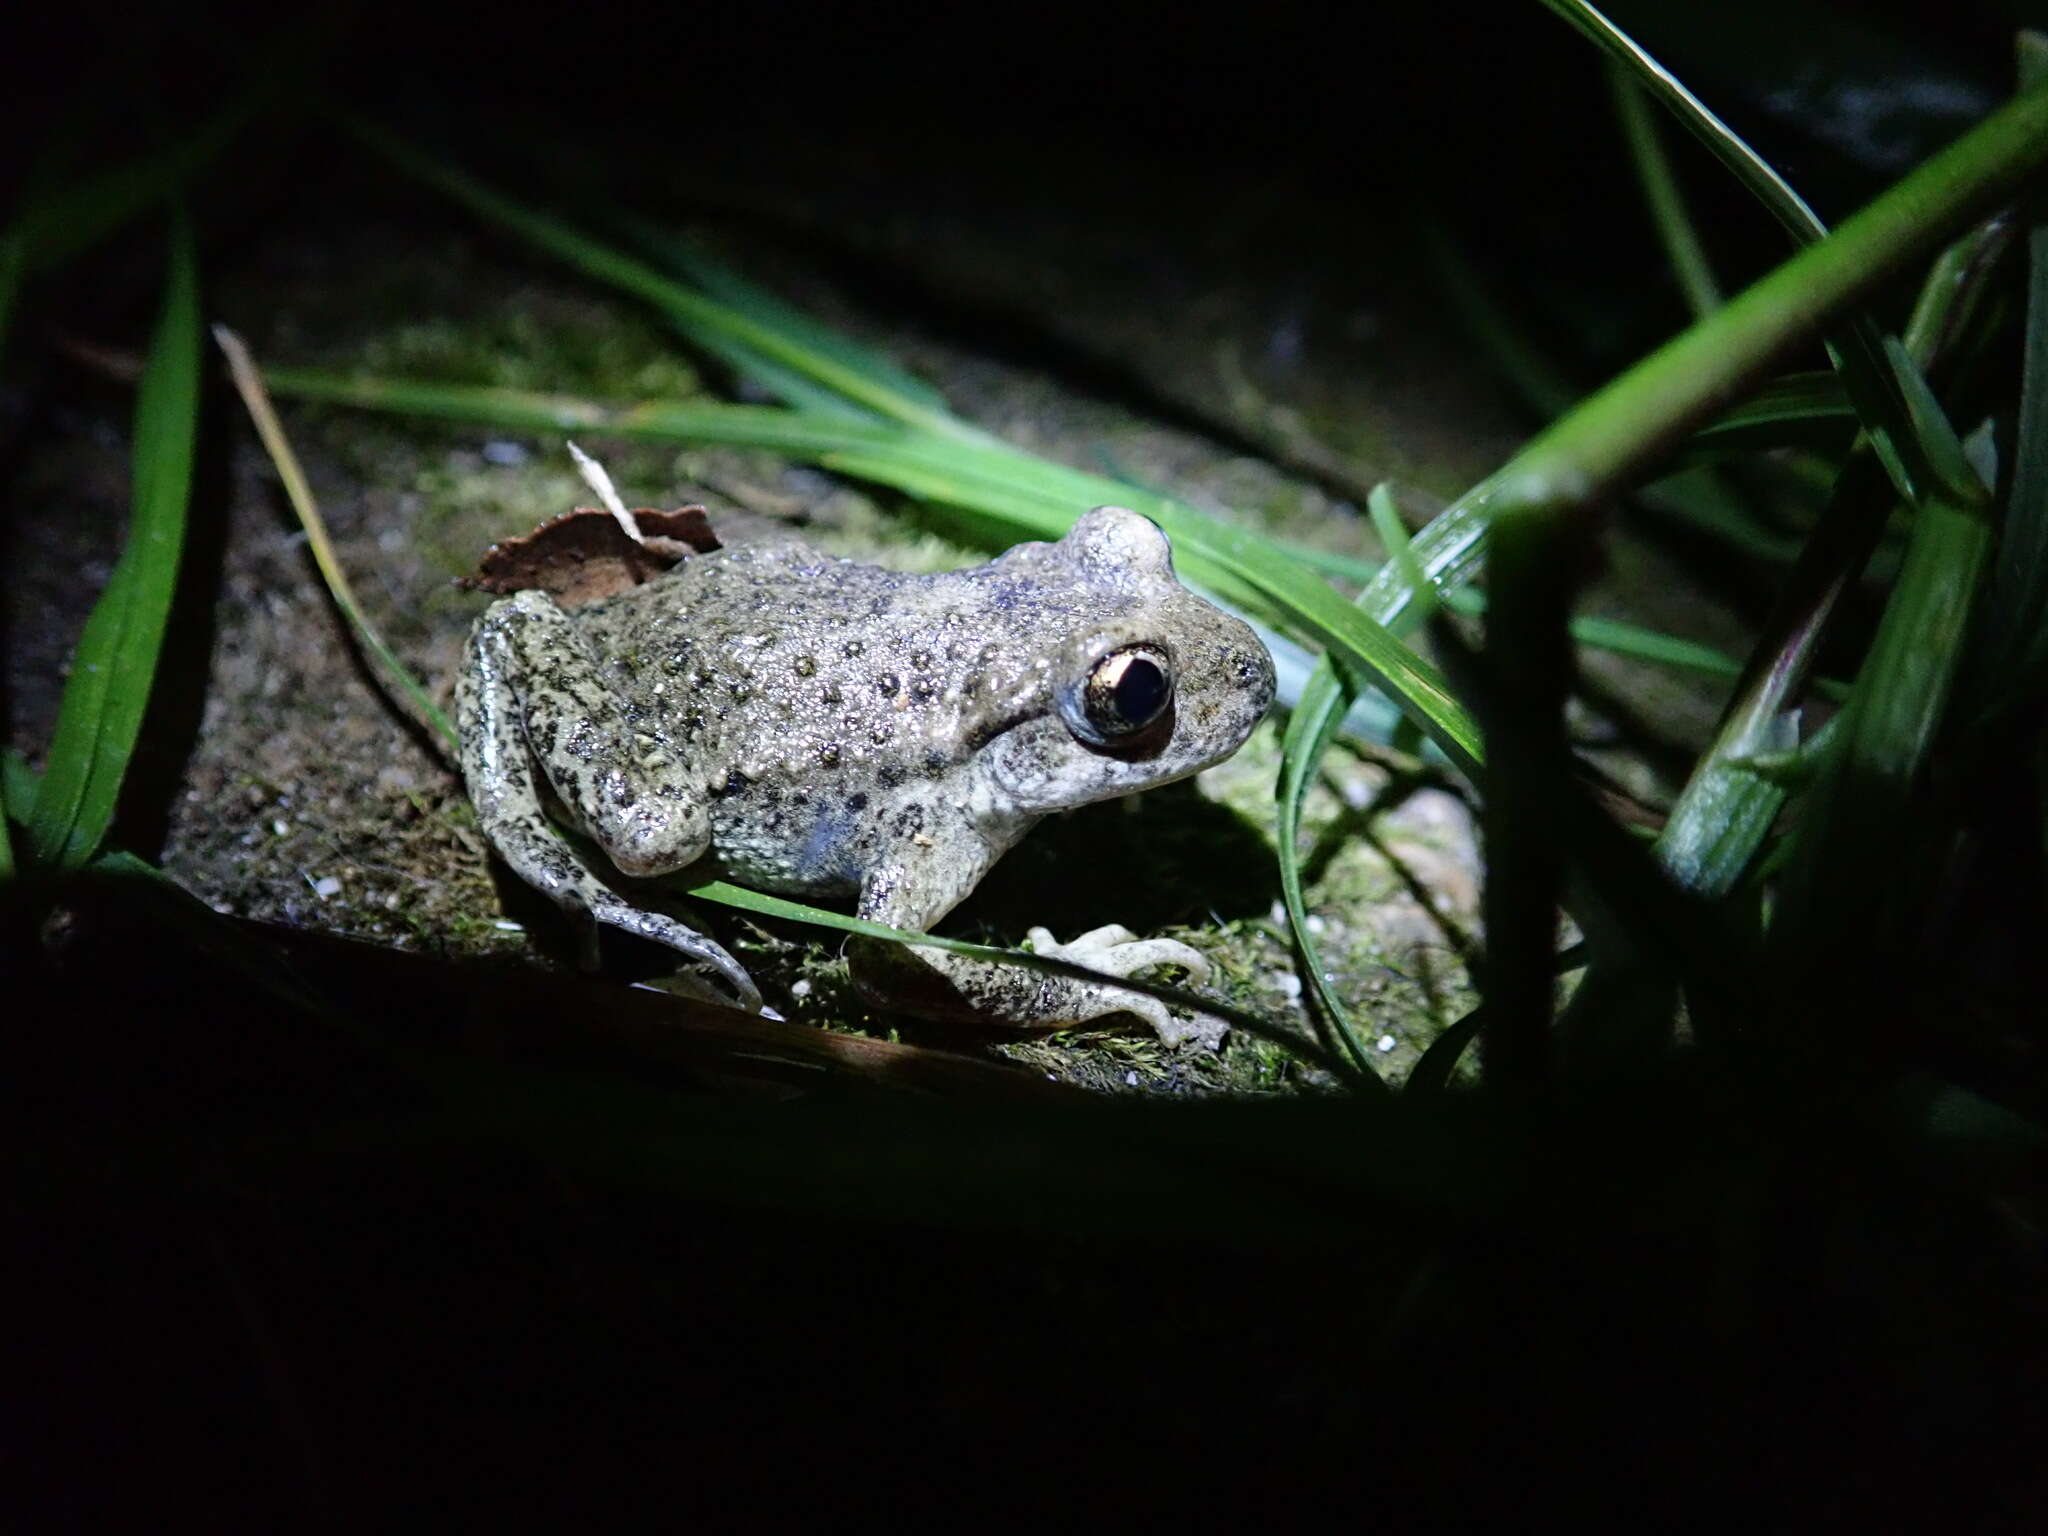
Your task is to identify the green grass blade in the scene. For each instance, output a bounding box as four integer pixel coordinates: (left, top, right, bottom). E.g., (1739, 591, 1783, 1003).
(1547, 0, 1977, 520)
(1982, 35, 2048, 700)
(26, 215, 201, 870)
(216, 329, 460, 750)
(658, 320, 883, 420)
(1545, 0, 1827, 244)
(1655, 204, 2017, 898)
(1900, 210, 2017, 370)
(1608, 61, 1723, 317)
(345, 119, 978, 443)
(1772, 364, 1997, 942)
(631, 224, 951, 418)
(1379, 72, 2048, 634)
(1275, 646, 1385, 1091)
(686, 879, 1344, 1074)
(1680, 371, 1855, 458)
(263, 367, 910, 454)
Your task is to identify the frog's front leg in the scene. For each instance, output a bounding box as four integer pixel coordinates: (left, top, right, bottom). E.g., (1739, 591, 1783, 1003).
(458, 590, 759, 1010)
(848, 826, 1223, 1048)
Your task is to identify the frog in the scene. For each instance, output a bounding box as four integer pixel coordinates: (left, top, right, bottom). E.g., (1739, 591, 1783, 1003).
(455, 503, 1275, 1047)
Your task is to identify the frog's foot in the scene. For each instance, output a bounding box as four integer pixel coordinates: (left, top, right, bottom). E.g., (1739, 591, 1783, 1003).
(576, 886, 764, 1014)
(1024, 924, 1227, 1050)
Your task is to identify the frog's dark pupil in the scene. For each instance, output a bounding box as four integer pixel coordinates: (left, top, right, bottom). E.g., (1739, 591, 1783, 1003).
(1114, 658, 1168, 725)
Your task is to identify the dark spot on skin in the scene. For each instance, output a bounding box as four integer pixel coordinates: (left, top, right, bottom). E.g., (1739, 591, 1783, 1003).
(818, 743, 842, 768)
(870, 725, 892, 745)
(893, 803, 928, 836)
(823, 684, 843, 705)
(843, 640, 863, 657)
(876, 673, 900, 696)
(717, 770, 751, 799)
(911, 649, 932, 669)
(879, 765, 906, 789)
(924, 749, 948, 777)
(729, 681, 752, 702)
(794, 655, 816, 677)
(847, 793, 869, 812)
(910, 679, 937, 704)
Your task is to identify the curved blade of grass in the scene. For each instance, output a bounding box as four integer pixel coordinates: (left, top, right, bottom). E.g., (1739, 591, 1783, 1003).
(1658, 212, 2024, 897)
(1679, 371, 1856, 457)
(1271, 483, 1435, 1093)
(344, 117, 980, 444)
(26, 215, 200, 870)
(1405, 1005, 1487, 1097)
(1546, 0, 1825, 242)
(263, 367, 912, 454)
(1357, 70, 2048, 644)
(1981, 34, 2048, 701)
(1900, 208, 2017, 370)
(1608, 61, 1722, 318)
(628, 223, 949, 420)
(1275, 657, 1383, 1091)
(1771, 345, 1996, 943)
(686, 879, 1347, 1077)
(214, 327, 459, 750)
(1545, 0, 1975, 517)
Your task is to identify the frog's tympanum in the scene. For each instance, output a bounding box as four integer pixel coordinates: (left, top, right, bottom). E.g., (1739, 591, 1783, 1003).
(457, 505, 1275, 1046)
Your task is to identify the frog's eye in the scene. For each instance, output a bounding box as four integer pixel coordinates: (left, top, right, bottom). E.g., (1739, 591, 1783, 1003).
(1076, 643, 1174, 743)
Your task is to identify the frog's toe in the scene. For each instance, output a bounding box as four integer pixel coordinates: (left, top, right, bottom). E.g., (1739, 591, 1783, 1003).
(1147, 1005, 1230, 1052)
(582, 894, 763, 1013)
(1025, 925, 1213, 986)
(1022, 925, 1224, 1048)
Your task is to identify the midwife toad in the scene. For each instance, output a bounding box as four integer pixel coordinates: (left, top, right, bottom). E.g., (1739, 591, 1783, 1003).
(457, 504, 1275, 1046)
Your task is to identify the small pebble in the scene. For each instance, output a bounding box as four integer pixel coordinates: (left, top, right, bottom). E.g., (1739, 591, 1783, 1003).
(271, 819, 290, 837)
(312, 876, 342, 899)
(790, 978, 813, 999)
(492, 919, 525, 932)
(1377, 1034, 1396, 1053)
(1124, 1071, 1138, 1087)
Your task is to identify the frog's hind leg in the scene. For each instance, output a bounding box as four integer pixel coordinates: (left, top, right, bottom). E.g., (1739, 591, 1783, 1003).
(458, 591, 759, 1011)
